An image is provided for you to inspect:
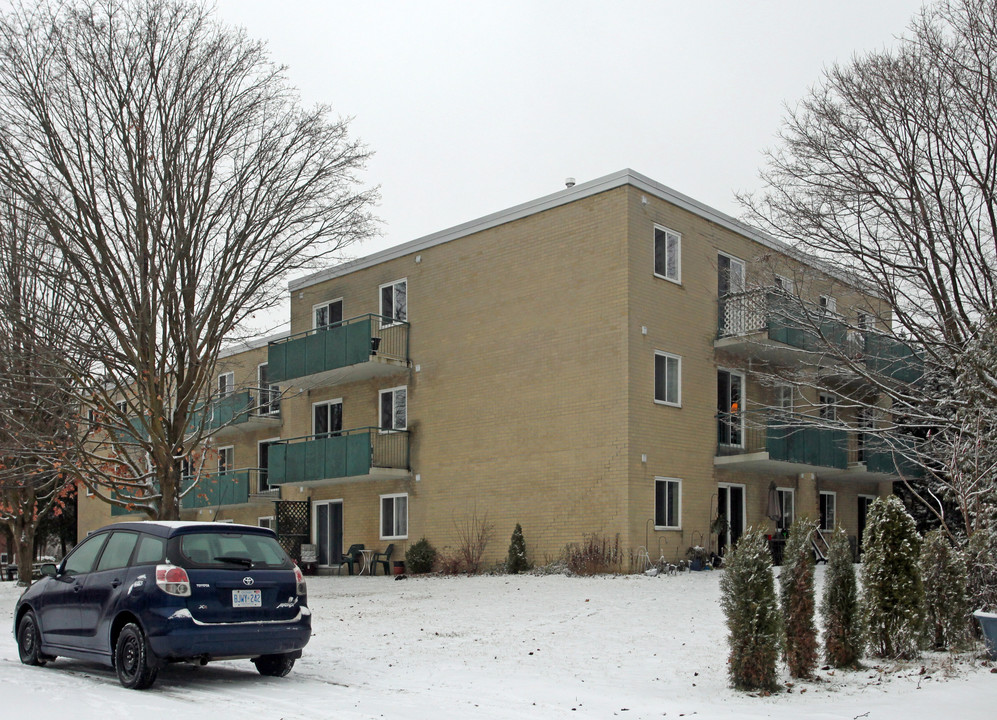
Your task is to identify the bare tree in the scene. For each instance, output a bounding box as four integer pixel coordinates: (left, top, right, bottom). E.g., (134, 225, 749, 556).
(0, 0, 377, 518)
(739, 0, 997, 539)
(0, 192, 86, 584)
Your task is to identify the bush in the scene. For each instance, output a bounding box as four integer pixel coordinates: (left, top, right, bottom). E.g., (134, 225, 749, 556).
(720, 527, 781, 691)
(780, 517, 817, 678)
(920, 530, 971, 650)
(821, 526, 862, 667)
(506, 523, 530, 574)
(966, 530, 997, 614)
(405, 537, 437, 574)
(564, 534, 624, 575)
(861, 495, 924, 659)
(453, 510, 494, 575)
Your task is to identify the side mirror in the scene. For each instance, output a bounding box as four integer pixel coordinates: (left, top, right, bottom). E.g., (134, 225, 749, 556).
(40, 563, 57, 577)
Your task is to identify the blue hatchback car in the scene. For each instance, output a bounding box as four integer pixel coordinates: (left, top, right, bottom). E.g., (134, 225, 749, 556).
(13, 521, 311, 689)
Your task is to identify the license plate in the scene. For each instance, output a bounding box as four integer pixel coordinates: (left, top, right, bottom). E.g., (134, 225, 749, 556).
(232, 589, 261, 607)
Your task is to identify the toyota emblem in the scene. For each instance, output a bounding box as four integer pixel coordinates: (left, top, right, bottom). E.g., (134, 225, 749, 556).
(242, 577, 254, 586)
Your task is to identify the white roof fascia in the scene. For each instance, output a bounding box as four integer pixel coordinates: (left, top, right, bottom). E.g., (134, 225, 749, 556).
(290, 168, 868, 294)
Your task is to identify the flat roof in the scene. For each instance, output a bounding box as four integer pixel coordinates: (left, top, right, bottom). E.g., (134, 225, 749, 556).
(290, 168, 862, 293)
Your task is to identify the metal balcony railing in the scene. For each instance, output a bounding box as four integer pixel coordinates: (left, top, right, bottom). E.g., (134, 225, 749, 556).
(716, 409, 849, 470)
(267, 426, 410, 485)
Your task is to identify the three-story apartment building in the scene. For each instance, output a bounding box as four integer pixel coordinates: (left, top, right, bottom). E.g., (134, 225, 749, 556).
(79, 169, 916, 569)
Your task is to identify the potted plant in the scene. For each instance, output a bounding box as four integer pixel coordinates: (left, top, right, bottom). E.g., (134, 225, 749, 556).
(686, 545, 711, 572)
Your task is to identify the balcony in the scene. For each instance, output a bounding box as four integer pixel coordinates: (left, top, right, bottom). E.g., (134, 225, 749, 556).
(841, 436, 924, 482)
(715, 409, 848, 474)
(207, 387, 282, 438)
(268, 426, 410, 487)
(268, 313, 410, 388)
(180, 467, 279, 510)
(716, 290, 922, 383)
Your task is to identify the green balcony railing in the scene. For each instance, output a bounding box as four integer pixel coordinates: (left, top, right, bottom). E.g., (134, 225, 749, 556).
(180, 468, 271, 509)
(717, 410, 848, 470)
(268, 426, 409, 485)
(862, 437, 924, 479)
(267, 313, 410, 384)
(718, 289, 922, 383)
(206, 387, 281, 429)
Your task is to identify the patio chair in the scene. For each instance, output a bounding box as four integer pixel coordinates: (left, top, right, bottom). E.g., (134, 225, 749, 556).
(372, 543, 394, 575)
(337, 543, 365, 575)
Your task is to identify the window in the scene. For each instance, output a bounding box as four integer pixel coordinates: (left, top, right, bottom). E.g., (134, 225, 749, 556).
(654, 351, 681, 407)
(313, 400, 343, 437)
(717, 370, 744, 446)
(258, 516, 275, 531)
(775, 384, 794, 412)
(819, 491, 836, 531)
(217, 445, 234, 474)
(380, 493, 408, 539)
(62, 532, 108, 576)
(654, 226, 681, 282)
(819, 295, 837, 315)
(218, 372, 234, 398)
(258, 363, 280, 416)
(258, 438, 279, 492)
(1, 552, 7, 565)
(379, 386, 407, 431)
(857, 311, 871, 331)
(314, 299, 343, 329)
(774, 274, 793, 293)
(718, 253, 745, 296)
(819, 393, 837, 422)
(776, 488, 795, 532)
(134, 534, 166, 565)
(654, 478, 681, 529)
(380, 279, 407, 325)
(96, 532, 139, 572)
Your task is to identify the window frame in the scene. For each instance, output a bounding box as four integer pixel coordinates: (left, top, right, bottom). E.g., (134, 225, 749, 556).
(258, 516, 275, 531)
(653, 351, 682, 408)
(819, 294, 838, 316)
(312, 398, 344, 437)
(379, 385, 408, 432)
(217, 445, 235, 474)
(654, 477, 682, 530)
(653, 225, 682, 284)
(217, 371, 234, 398)
(819, 490, 837, 531)
(774, 274, 794, 293)
(380, 493, 409, 540)
(776, 487, 795, 532)
(313, 298, 344, 330)
(775, 383, 795, 412)
(819, 392, 837, 422)
(379, 278, 408, 326)
(257, 362, 280, 416)
(717, 252, 746, 296)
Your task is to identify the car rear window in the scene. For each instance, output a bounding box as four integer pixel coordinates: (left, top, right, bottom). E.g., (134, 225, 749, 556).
(177, 532, 292, 569)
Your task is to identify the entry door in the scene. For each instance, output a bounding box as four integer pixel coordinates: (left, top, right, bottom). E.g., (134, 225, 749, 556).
(314, 501, 344, 566)
(857, 495, 875, 554)
(717, 484, 746, 555)
(717, 370, 743, 447)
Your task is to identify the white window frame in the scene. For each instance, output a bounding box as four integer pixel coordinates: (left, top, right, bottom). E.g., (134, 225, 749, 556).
(218, 371, 234, 398)
(379, 386, 407, 432)
(819, 294, 838, 316)
(217, 445, 234, 474)
(258, 436, 280, 492)
(312, 398, 343, 437)
(653, 351, 682, 407)
(654, 477, 682, 530)
(257, 362, 279, 416)
(379, 279, 408, 326)
(312, 499, 345, 567)
(774, 274, 793, 293)
(653, 225, 682, 284)
(717, 368, 745, 448)
(775, 383, 794, 412)
(819, 392, 837, 422)
(257, 516, 275, 530)
(776, 487, 795, 531)
(856, 311, 872, 331)
(313, 298, 344, 329)
(718, 252, 746, 296)
(380, 493, 409, 540)
(819, 490, 837, 531)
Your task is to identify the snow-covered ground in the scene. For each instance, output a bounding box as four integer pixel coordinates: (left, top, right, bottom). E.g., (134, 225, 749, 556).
(1, 567, 993, 719)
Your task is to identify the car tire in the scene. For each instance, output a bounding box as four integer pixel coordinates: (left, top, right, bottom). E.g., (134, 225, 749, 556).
(115, 623, 158, 690)
(17, 610, 47, 666)
(253, 653, 296, 677)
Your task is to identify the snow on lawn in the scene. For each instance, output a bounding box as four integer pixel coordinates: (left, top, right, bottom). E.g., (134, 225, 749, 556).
(2, 566, 993, 719)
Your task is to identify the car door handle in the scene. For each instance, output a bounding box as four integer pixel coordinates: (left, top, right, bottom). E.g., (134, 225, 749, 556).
(111, 579, 122, 588)
(73, 583, 82, 593)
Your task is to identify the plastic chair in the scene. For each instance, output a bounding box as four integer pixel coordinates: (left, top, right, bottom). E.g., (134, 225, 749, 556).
(372, 544, 394, 575)
(337, 543, 365, 575)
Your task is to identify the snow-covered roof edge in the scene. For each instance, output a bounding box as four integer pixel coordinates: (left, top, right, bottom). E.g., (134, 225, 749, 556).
(219, 329, 289, 359)
(289, 168, 869, 294)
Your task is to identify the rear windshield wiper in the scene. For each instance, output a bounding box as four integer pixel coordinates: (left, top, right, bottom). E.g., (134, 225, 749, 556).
(213, 555, 254, 569)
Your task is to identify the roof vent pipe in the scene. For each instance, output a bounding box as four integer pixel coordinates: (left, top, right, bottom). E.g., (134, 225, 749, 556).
(565, 177, 576, 188)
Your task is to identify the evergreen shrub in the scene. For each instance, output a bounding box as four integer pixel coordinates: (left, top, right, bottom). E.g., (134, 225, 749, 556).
(506, 523, 530, 574)
(780, 517, 817, 678)
(719, 527, 781, 691)
(920, 529, 970, 650)
(821, 526, 862, 667)
(405, 537, 437, 574)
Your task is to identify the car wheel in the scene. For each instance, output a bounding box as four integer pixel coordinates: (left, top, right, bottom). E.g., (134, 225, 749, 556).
(253, 653, 296, 677)
(17, 610, 47, 666)
(115, 623, 158, 690)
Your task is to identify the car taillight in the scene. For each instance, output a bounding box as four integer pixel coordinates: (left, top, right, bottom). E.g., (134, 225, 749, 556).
(294, 564, 307, 596)
(155, 564, 191, 597)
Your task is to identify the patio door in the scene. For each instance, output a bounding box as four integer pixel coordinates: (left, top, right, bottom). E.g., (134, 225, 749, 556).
(314, 501, 343, 566)
(718, 253, 746, 335)
(717, 370, 743, 448)
(717, 483, 745, 556)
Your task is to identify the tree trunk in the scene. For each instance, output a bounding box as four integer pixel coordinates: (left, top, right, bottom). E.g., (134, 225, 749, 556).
(13, 517, 36, 587)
